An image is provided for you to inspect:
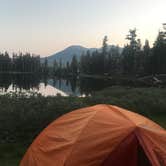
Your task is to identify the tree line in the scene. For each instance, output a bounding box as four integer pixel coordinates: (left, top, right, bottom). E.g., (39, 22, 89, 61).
(52, 24, 166, 77)
(0, 24, 166, 77)
(0, 52, 41, 73)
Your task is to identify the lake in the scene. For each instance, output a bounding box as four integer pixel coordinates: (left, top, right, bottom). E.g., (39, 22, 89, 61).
(0, 74, 157, 97)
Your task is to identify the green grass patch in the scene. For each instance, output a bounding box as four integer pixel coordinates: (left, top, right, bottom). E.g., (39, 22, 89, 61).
(0, 86, 166, 165)
(0, 143, 27, 166)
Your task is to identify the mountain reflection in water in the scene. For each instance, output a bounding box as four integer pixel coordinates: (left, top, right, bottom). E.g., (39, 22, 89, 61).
(0, 74, 104, 96)
(0, 74, 149, 97)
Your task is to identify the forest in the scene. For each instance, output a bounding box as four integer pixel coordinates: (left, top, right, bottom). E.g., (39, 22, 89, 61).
(0, 25, 166, 78)
(52, 25, 166, 77)
(0, 53, 41, 73)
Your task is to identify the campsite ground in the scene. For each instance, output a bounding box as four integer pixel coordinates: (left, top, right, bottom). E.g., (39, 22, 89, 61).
(0, 86, 166, 166)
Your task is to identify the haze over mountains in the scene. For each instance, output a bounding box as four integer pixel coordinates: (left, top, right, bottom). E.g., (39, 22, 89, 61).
(42, 45, 122, 66)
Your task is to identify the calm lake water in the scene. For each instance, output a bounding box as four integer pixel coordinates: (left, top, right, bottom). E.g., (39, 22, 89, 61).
(0, 74, 112, 96)
(0, 74, 152, 97)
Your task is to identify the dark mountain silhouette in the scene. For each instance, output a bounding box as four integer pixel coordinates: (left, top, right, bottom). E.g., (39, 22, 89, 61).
(42, 45, 122, 66)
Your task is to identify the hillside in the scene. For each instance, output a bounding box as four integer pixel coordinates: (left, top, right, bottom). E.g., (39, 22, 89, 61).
(41, 45, 122, 66)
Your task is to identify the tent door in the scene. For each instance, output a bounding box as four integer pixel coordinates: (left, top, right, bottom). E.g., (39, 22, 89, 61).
(101, 133, 152, 166)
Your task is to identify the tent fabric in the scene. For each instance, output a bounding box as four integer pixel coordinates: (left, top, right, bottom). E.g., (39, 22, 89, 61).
(20, 104, 166, 166)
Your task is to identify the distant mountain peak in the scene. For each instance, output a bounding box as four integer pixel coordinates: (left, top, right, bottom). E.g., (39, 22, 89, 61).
(61, 45, 88, 53)
(65, 45, 87, 49)
(41, 45, 122, 66)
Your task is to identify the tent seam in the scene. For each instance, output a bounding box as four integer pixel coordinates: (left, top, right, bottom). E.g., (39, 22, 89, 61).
(107, 105, 137, 126)
(63, 106, 100, 165)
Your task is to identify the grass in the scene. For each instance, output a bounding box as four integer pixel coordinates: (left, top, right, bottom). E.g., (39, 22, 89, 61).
(0, 86, 166, 165)
(0, 143, 27, 166)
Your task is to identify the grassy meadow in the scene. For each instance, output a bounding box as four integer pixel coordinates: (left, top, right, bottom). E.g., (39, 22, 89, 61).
(0, 86, 166, 166)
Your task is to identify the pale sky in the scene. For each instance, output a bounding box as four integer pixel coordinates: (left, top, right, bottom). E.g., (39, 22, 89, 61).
(0, 0, 165, 57)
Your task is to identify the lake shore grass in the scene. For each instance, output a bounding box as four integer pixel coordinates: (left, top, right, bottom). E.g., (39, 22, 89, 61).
(0, 86, 166, 165)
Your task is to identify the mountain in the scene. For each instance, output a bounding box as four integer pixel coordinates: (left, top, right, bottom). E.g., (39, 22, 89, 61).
(42, 45, 122, 66)
(42, 45, 95, 66)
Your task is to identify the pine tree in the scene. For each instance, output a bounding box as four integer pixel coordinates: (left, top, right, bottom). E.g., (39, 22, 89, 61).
(143, 40, 151, 74)
(122, 28, 142, 75)
(151, 25, 166, 74)
(53, 60, 58, 75)
(102, 36, 108, 74)
(44, 57, 48, 74)
(70, 55, 78, 76)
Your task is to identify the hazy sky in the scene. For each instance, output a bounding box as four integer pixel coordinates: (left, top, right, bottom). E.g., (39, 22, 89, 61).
(0, 0, 165, 57)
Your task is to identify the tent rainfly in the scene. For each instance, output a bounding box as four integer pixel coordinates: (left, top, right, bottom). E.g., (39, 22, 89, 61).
(20, 104, 166, 166)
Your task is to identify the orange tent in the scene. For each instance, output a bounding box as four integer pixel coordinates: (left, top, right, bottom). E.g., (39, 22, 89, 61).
(20, 104, 166, 166)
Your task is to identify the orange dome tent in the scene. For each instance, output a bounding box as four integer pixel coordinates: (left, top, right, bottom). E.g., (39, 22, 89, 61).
(20, 104, 166, 166)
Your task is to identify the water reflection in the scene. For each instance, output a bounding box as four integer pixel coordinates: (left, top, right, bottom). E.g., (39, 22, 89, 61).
(47, 78, 81, 96)
(0, 74, 40, 92)
(0, 74, 149, 97)
(0, 74, 85, 96)
(38, 83, 67, 96)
